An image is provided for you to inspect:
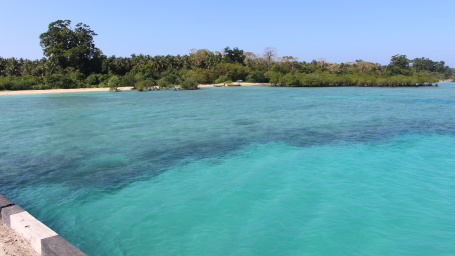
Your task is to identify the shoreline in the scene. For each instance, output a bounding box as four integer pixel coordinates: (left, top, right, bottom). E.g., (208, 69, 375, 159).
(0, 83, 270, 96)
(0, 82, 440, 96)
(198, 83, 270, 87)
(0, 87, 134, 96)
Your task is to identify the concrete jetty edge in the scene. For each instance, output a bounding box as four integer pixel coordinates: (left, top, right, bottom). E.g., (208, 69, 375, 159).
(0, 194, 86, 256)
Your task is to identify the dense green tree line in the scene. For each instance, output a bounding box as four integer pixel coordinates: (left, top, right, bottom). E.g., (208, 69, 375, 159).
(0, 20, 453, 91)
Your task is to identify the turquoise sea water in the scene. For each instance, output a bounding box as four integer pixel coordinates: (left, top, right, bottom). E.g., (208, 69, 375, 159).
(1, 85, 455, 255)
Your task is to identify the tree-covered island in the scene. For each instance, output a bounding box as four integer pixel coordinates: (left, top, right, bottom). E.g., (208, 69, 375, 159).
(1, 20, 454, 91)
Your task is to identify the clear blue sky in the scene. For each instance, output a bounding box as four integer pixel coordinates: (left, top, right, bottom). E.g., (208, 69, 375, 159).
(1, 0, 454, 66)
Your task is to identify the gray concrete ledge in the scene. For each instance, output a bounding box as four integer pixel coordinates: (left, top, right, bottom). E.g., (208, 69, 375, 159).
(42, 235, 87, 256)
(1, 204, 25, 227)
(0, 194, 14, 209)
(0, 193, 87, 256)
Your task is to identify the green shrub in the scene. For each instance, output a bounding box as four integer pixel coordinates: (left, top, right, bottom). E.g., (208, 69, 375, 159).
(180, 70, 202, 90)
(108, 75, 122, 91)
(215, 75, 231, 84)
(246, 71, 267, 83)
(136, 78, 155, 91)
(0, 76, 36, 90)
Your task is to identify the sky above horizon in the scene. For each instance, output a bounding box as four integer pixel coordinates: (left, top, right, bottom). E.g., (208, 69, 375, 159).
(1, 0, 454, 66)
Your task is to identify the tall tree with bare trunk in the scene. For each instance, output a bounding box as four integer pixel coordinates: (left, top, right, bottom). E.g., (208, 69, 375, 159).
(264, 47, 276, 72)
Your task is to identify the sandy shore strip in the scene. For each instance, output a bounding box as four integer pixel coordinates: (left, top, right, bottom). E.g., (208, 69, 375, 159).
(0, 221, 38, 256)
(0, 87, 134, 96)
(0, 83, 270, 96)
(199, 83, 270, 87)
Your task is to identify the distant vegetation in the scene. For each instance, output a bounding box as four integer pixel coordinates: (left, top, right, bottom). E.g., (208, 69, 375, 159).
(1, 20, 453, 91)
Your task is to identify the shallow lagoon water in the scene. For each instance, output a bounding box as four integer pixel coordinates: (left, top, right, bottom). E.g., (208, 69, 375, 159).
(1, 85, 455, 255)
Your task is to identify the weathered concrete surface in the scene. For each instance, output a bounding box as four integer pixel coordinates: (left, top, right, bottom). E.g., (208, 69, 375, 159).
(0, 195, 14, 210)
(0, 194, 86, 255)
(1, 205, 25, 228)
(42, 235, 87, 256)
(10, 211, 57, 253)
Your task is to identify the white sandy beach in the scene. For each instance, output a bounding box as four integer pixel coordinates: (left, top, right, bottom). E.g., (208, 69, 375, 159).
(198, 83, 270, 87)
(0, 83, 270, 96)
(0, 87, 134, 96)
